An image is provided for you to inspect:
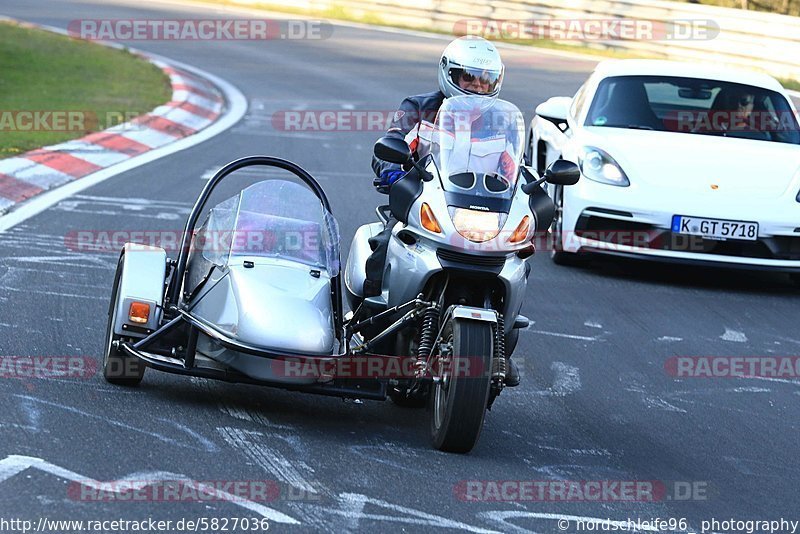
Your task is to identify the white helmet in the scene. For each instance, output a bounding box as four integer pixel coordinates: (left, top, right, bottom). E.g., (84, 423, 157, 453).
(438, 37, 504, 99)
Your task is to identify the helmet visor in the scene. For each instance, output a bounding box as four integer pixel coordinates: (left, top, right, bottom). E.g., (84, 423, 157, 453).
(448, 67, 502, 95)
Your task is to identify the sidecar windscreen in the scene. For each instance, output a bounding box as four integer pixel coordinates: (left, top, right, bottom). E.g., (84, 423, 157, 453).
(195, 179, 340, 275)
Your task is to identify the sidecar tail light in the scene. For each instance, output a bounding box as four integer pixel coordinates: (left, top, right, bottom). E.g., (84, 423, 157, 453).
(128, 302, 151, 324)
(420, 203, 442, 234)
(508, 216, 531, 244)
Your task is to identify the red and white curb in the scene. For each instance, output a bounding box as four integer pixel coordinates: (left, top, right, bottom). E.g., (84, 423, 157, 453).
(0, 59, 225, 215)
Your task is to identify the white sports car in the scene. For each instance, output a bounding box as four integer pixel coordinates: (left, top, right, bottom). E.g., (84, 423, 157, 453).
(527, 59, 800, 281)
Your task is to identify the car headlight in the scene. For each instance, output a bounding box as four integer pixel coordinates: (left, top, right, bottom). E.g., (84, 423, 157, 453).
(449, 208, 505, 243)
(579, 147, 630, 187)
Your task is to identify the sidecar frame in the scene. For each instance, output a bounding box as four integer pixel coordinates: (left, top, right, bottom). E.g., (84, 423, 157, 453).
(110, 156, 393, 399)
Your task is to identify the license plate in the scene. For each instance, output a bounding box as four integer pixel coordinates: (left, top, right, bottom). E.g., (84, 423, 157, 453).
(671, 215, 758, 241)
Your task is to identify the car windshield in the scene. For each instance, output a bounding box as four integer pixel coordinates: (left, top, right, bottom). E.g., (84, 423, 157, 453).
(585, 75, 800, 144)
(430, 96, 525, 200)
(197, 179, 340, 275)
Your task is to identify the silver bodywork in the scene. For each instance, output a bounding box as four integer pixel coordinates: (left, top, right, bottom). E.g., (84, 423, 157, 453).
(345, 160, 535, 339)
(115, 179, 341, 385)
(114, 243, 166, 337)
(190, 258, 335, 355)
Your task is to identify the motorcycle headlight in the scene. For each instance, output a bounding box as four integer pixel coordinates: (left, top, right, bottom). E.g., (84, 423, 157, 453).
(579, 146, 630, 187)
(450, 208, 505, 243)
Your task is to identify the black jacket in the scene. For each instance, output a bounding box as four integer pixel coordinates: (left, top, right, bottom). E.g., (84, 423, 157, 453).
(371, 91, 446, 186)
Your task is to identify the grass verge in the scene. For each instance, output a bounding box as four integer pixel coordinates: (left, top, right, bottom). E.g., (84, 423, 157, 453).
(0, 21, 172, 157)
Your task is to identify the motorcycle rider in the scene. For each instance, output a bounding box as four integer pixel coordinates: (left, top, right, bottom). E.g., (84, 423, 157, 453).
(366, 36, 521, 387)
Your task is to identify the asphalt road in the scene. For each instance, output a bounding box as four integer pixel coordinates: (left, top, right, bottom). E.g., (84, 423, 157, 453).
(0, 0, 798, 532)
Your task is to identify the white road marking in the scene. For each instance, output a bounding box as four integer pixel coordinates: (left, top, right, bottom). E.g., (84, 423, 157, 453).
(13, 395, 205, 450)
(535, 445, 612, 457)
(18, 396, 41, 432)
(720, 327, 748, 343)
(731, 386, 772, 393)
(0, 455, 299, 524)
(217, 402, 293, 430)
(334, 492, 367, 532)
(642, 396, 687, 413)
(0, 423, 42, 432)
(218, 426, 317, 493)
(0, 286, 105, 300)
(159, 420, 219, 453)
(550, 362, 581, 396)
(657, 336, 683, 342)
(749, 376, 800, 387)
(527, 329, 599, 341)
(583, 320, 602, 329)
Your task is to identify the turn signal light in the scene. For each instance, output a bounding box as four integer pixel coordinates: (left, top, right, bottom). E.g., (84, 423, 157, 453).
(420, 203, 442, 234)
(128, 302, 150, 324)
(508, 215, 531, 244)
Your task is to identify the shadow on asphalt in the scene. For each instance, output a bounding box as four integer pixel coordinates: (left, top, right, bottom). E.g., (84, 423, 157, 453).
(564, 254, 798, 294)
(139, 377, 434, 446)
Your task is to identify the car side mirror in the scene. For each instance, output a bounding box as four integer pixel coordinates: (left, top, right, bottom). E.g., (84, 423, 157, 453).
(544, 160, 580, 186)
(374, 137, 411, 164)
(535, 97, 572, 131)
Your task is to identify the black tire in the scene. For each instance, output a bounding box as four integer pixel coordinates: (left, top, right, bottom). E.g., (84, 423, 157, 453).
(429, 318, 493, 453)
(103, 259, 145, 386)
(550, 185, 583, 266)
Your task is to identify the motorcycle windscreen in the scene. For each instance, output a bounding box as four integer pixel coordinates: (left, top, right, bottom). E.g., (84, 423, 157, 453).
(194, 179, 340, 274)
(430, 96, 525, 200)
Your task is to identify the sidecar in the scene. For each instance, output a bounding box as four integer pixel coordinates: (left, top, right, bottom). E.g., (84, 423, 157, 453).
(102, 156, 384, 400)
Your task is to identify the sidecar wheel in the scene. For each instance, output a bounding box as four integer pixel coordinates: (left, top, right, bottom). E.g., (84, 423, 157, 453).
(429, 318, 492, 453)
(102, 259, 145, 386)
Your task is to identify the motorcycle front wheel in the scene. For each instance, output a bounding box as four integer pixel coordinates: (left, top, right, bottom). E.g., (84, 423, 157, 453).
(429, 317, 493, 453)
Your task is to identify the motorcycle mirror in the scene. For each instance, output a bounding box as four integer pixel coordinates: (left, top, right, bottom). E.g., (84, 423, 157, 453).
(374, 137, 412, 164)
(520, 165, 538, 183)
(543, 159, 580, 186)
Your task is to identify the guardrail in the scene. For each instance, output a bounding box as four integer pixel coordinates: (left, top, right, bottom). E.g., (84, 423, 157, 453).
(231, 0, 800, 82)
